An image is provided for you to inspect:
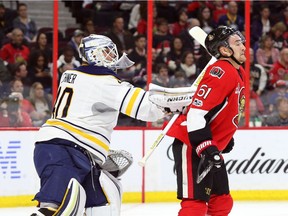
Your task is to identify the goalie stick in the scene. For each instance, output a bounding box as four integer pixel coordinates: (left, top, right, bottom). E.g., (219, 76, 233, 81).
(138, 26, 217, 167)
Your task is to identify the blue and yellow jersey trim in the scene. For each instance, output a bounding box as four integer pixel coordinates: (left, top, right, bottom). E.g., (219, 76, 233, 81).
(45, 119, 109, 152)
(119, 87, 146, 118)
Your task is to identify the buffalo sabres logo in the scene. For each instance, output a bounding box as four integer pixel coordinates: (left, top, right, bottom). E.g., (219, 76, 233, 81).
(209, 66, 225, 79)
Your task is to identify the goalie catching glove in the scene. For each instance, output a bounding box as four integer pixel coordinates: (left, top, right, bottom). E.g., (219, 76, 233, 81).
(196, 140, 223, 173)
(100, 149, 133, 178)
(148, 83, 194, 113)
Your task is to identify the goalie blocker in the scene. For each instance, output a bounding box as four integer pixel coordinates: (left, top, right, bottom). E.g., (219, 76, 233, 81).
(148, 83, 194, 113)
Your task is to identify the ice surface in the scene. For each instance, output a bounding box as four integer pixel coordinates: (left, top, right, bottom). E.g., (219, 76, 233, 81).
(0, 201, 287, 216)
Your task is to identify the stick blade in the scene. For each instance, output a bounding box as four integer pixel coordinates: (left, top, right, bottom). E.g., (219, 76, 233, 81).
(189, 26, 207, 48)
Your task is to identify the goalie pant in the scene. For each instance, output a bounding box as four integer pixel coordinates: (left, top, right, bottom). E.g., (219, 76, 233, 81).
(33, 138, 121, 216)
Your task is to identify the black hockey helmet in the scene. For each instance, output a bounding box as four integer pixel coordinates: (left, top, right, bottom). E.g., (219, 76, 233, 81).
(205, 26, 244, 58)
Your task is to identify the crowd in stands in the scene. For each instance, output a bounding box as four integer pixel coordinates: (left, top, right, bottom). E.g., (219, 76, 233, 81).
(1, 1, 288, 127)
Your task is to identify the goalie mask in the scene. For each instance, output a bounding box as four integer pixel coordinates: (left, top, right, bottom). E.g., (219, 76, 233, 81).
(79, 34, 134, 70)
(205, 26, 245, 59)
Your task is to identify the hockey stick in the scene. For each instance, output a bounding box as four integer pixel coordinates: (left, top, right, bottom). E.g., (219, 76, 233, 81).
(196, 155, 213, 184)
(138, 113, 179, 167)
(138, 27, 216, 167)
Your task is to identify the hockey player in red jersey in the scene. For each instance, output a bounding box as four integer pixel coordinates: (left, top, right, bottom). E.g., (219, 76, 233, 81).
(168, 26, 247, 216)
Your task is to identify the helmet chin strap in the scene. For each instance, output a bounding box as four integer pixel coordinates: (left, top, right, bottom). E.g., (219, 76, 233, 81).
(220, 47, 242, 66)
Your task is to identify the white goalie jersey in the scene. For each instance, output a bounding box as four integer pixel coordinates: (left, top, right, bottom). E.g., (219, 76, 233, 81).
(35, 65, 164, 164)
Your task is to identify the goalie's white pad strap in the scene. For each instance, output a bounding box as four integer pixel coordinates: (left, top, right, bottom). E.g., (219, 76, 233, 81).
(86, 170, 122, 216)
(54, 178, 86, 216)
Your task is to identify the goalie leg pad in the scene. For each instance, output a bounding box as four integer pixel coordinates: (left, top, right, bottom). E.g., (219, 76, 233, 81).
(54, 178, 86, 216)
(85, 170, 122, 216)
(85, 205, 112, 216)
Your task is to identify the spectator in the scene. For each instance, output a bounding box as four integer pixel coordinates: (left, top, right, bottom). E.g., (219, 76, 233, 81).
(218, 1, 244, 32)
(197, 5, 216, 34)
(0, 59, 11, 99)
(166, 36, 185, 74)
(127, 34, 147, 73)
(270, 22, 287, 51)
(136, 3, 148, 35)
(251, 5, 274, 49)
(169, 70, 190, 88)
(105, 15, 134, 55)
(0, 3, 17, 47)
(128, 3, 141, 34)
(211, 0, 227, 24)
(155, 0, 177, 23)
(186, 1, 213, 18)
(82, 0, 93, 9)
(10, 62, 30, 97)
(27, 50, 52, 94)
(13, 2, 37, 43)
(27, 82, 52, 126)
(268, 47, 288, 88)
(0, 94, 32, 127)
(196, 46, 213, 73)
(249, 48, 267, 95)
(136, 3, 157, 36)
(267, 80, 288, 113)
(250, 76, 265, 114)
(57, 46, 80, 84)
(67, 29, 84, 62)
(278, 4, 288, 41)
(265, 97, 288, 126)
(9, 79, 41, 122)
(178, 50, 197, 85)
(152, 63, 170, 87)
(0, 28, 30, 65)
(249, 98, 264, 127)
(153, 17, 173, 56)
(255, 34, 280, 71)
(81, 18, 96, 37)
(277, 4, 288, 27)
(170, 8, 189, 36)
(30, 32, 52, 63)
(179, 18, 202, 59)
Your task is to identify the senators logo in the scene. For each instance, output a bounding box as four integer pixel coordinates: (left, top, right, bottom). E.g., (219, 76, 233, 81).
(209, 66, 225, 79)
(233, 84, 245, 127)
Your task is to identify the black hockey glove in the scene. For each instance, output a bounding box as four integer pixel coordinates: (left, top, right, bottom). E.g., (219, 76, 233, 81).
(222, 137, 234, 154)
(196, 140, 223, 172)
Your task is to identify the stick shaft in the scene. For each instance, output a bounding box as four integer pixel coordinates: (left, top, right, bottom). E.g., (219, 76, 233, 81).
(138, 27, 215, 167)
(138, 113, 179, 167)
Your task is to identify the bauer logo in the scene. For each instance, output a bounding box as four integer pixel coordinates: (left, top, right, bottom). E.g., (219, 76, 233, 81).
(0, 140, 21, 179)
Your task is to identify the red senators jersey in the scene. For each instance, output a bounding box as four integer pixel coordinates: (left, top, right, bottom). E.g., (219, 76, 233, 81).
(167, 60, 246, 151)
